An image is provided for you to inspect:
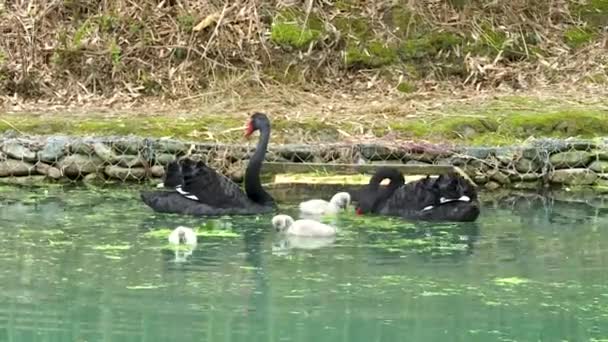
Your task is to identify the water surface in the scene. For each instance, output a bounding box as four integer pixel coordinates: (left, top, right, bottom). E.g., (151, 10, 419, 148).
(1, 184, 608, 341)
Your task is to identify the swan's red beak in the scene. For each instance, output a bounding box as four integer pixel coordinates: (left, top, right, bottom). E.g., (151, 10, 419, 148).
(244, 120, 254, 138)
(356, 208, 363, 215)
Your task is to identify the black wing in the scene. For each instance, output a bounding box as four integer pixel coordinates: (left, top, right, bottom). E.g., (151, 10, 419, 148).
(140, 191, 274, 216)
(176, 159, 254, 208)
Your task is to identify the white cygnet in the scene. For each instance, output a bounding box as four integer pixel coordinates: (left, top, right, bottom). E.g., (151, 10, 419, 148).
(168, 226, 198, 246)
(298, 192, 351, 216)
(272, 214, 337, 237)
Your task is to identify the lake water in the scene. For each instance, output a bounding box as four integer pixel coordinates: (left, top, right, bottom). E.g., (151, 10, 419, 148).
(1, 184, 608, 341)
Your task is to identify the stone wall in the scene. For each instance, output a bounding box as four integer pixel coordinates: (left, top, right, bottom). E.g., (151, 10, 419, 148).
(1, 132, 607, 190)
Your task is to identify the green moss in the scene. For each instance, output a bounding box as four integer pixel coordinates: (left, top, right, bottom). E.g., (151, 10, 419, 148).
(480, 24, 507, 52)
(466, 23, 531, 61)
(72, 19, 95, 47)
(264, 62, 305, 84)
(503, 111, 608, 137)
(573, 0, 608, 26)
(564, 27, 596, 48)
(98, 14, 118, 32)
(435, 117, 499, 138)
(128, 21, 144, 34)
(335, 0, 358, 11)
(270, 10, 323, 49)
(382, 121, 430, 138)
(177, 14, 195, 32)
(447, 0, 468, 10)
(271, 22, 320, 49)
(108, 39, 122, 66)
(388, 6, 414, 38)
(396, 81, 417, 93)
(1, 100, 606, 146)
(333, 15, 372, 41)
(399, 32, 462, 60)
(345, 41, 398, 68)
(0, 49, 6, 66)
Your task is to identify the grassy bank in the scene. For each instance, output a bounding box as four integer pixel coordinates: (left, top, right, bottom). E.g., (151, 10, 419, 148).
(2, 89, 607, 146)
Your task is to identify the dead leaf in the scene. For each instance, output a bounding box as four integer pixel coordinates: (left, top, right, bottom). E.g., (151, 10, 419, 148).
(193, 13, 221, 32)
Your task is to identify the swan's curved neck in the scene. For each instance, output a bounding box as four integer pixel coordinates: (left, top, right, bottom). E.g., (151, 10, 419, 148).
(245, 124, 273, 204)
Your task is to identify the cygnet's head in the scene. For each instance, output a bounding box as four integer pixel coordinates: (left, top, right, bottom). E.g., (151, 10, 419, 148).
(178, 229, 187, 244)
(330, 192, 351, 210)
(271, 214, 294, 232)
(169, 226, 197, 245)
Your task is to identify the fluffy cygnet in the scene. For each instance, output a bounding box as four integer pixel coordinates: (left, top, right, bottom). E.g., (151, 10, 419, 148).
(168, 226, 198, 246)
(272, 214, 337, 237)
(298, 192, 351, 216)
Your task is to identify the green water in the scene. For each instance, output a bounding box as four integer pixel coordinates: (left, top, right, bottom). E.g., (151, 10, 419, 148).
(1, 185, 608, 342)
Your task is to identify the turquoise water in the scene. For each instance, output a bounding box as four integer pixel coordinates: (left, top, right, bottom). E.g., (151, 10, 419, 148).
(1, 185, 608, 341)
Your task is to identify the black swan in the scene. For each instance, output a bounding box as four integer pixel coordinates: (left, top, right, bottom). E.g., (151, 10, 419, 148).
(351, 167, 405, 215)
(353, 167, 480, 222)
(140, 112, 276, 216)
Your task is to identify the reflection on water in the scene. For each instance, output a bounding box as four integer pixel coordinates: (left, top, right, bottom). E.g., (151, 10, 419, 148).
(1, 184, 608, 341)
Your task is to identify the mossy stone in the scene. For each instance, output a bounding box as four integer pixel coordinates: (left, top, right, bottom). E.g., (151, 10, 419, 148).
(589, 160, 608, 173)
(0, 159, 35, 176)
(549, 151, 593, 169)
(550, 169, 597, 185)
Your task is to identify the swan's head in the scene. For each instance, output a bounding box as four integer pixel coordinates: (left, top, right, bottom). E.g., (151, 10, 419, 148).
(245, 112, 270, 138)
(330, 192, 351, 210)
(271, 214, 294, 232)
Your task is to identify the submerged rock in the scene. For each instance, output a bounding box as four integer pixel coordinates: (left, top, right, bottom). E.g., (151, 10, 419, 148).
(1, 142, 36, 161)
(549, 151, 593, 168)
(549, 169, 597, 185)
(58, 154, 104, 177)
(0, 159, 35, 176)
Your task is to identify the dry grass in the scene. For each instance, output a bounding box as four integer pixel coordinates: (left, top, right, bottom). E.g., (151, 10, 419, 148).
(1, 0, 607, 106)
